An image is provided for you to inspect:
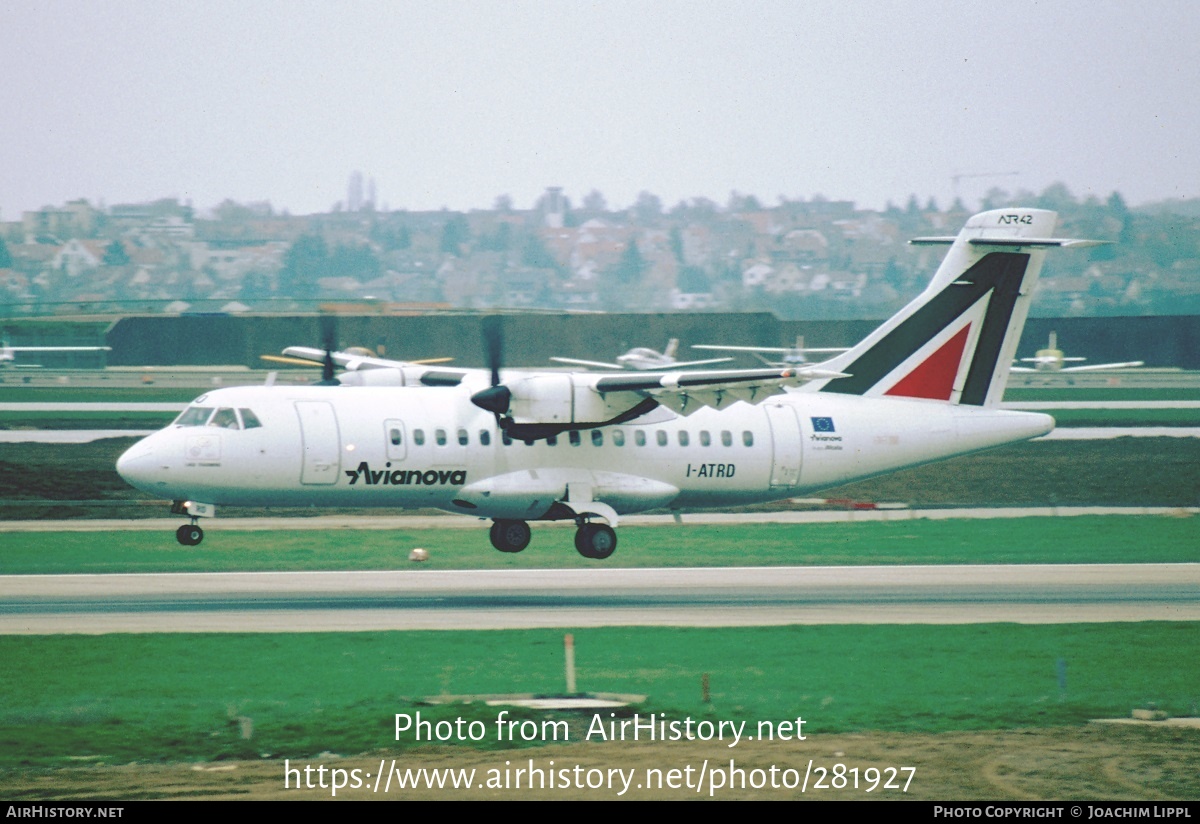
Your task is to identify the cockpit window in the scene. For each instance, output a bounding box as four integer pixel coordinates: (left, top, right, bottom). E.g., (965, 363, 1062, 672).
(209, 408, 240, 429)
(240, 409, 263, 429)
(175, 406, 214, 427)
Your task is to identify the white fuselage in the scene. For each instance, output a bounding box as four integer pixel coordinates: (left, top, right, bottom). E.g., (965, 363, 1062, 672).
(117, 384, 1053, 520)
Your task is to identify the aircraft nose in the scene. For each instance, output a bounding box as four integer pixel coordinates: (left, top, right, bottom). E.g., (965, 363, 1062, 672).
(116, 442, 169, 492)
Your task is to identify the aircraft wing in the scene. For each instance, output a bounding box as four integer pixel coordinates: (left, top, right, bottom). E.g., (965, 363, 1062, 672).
(551, 355, 733, 370)
(658, 356, 736, 369)
(5, 346, 111, 352)
(1058, 361, 1145, 373)
(587, 364, 849, 415)
(549, 356, 624, 370)
(472, 363, 850, 434)
(281, 346, 456, 371)
(693, 344, 848, 355)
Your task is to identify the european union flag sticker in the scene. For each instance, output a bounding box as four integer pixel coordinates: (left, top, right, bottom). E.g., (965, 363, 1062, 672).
(811, 417, 835, 432)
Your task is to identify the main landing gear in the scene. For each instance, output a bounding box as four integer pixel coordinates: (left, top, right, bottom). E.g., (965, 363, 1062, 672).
(487, 519, 618, 559)
(489, 519, 532, 553)
(175, 521, 204, 546)
(574, 522, 617, 560)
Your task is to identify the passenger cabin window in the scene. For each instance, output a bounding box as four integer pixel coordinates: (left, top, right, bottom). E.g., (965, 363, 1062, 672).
(613, 430, 625, 447)
(502, 431, 513, 446)
(656, 430, 668, 446)
(569, 431, 581, 447)
(389, 428, 403, 446)
(700, 431, 711, 447)
(414, 429, 426, 446)
(721, 430, 733, 447)
(457, 428, 469, 446)
(240, 409, 263, 429)
(743, 430, 754, 447)
(435, 429, 447, 446)
(635, 430, 646, 446)
(591, 430, 604, 447)
(209, 408, 240, 429)
(546, 434, 558, 446)
(175, 406, 213, 427)
(479, 430, 491, 446)
(678, 431, 689, 447)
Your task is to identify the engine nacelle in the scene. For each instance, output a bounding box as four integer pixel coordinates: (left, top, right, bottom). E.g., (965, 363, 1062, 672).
(492, 374, 641, 426)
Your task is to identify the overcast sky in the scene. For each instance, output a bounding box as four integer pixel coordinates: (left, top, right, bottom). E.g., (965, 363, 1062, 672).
(3, 0, 1197, 218)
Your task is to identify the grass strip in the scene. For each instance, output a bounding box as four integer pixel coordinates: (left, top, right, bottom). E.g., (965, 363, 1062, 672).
(1, 516, 1196, 574)
(2, 624, 1196, 767)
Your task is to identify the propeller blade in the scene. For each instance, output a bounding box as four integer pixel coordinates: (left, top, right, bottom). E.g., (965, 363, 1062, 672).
(318, 315, 340, 386)
(260, 354, 324, 367)
(482, 315, 503, 387)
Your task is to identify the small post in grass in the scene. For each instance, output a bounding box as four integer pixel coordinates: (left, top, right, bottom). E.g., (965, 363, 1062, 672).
(565, 633, 577, 695)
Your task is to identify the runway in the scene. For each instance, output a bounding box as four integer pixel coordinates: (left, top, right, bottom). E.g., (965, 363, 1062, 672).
(4, 563, 1198, 633)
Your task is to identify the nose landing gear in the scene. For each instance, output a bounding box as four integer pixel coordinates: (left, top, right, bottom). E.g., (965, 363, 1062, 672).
(170, 501, 212, 546)
(175, 522, 204, 546)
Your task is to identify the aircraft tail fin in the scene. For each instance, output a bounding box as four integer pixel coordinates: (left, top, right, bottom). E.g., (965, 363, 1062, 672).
(810, 208, 1105, 407)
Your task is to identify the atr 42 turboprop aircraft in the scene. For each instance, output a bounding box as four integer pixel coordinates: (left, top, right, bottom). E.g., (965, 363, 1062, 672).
(1011, 331, 1144, 373)
(117, 209, 1101, 559)
(550, 339, 733, 371)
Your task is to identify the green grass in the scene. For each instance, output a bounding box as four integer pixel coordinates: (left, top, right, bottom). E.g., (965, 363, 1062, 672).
(2, 517, 1196, 768)
(1, 624, 1196, 767)
(2, 516, 1197, 574)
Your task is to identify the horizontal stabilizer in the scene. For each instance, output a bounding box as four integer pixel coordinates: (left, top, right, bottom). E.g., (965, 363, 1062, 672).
(912, 237, 1110, 248)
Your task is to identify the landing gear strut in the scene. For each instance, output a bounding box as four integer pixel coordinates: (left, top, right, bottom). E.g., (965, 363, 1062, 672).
(489, 519, 531, 553)
(575, 522, 617, 560)
(175, 521, 204, 546)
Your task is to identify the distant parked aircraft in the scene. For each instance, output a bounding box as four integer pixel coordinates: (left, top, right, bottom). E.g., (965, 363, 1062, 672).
(0, 340, 111, 367)
(692, 336, 849, 368)
(1011, 332, 1144, 373)
(551, 339, 732, 371)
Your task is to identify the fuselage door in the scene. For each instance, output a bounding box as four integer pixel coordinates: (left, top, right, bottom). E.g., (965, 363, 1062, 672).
(385, 419, 407, 461)
(765, 403, 802, 489)
(295, 400, 341, 484)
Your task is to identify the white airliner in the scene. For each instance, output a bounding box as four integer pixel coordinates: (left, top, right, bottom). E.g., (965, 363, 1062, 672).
(117, 208, 1100, 558)
(550, 339, 733, 371)
(1011, 331, 1144, 373)
(692, 336, 849, 367)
